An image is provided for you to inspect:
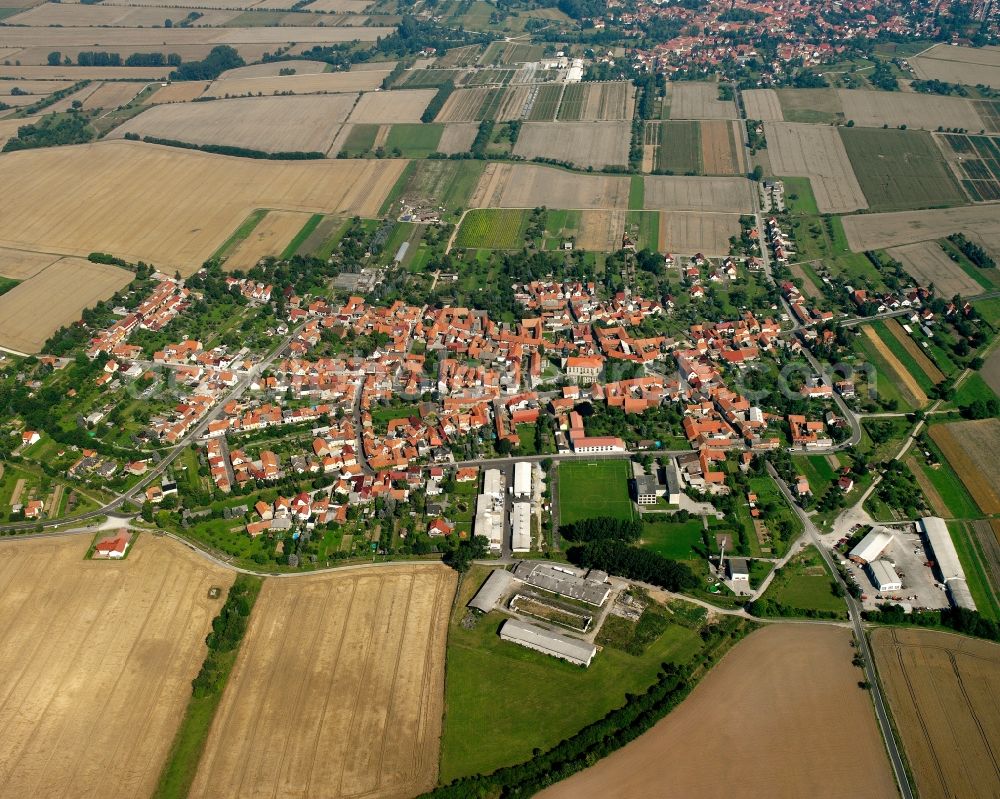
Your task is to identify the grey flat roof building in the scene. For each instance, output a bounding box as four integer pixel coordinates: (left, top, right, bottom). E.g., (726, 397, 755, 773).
(512, 561, 611, 606)
(499, 618, 597, 667)
(468, 569, 515, 613)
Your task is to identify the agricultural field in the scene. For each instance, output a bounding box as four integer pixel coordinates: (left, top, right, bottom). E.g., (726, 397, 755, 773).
(469, 163, 630, 210)
(910, 43, 1000, 89)
(0, 535, 232, 799)
(223, 210, 313, 271)
(929, 419, 1000, 513)
(79, 81, 143, 111)
(435, 122, 478, 154)
(659, 212, 740, 256)
(0, 257, 132, 353)
(0, 140, 405, 275)
(840, 127, 966, 211)
(434, 85, 533, 122)
(766, 122, 867, 212)
(348, 89, 434, 123)
(555, 81, 633, 121)
(190, 565, 456, 799)
(148, 81, 211, 104)
(402, 69, 459, 88)
(888, 240, 984, 297)
(872, 627, 1000, 799)
(741, 88, 783, 121)
(700, 120, 741, 174)
(540, 625, 896, 799)
(4, 2, 240, 26)
(527, 83, 563, 120)
(478, 41, 544, 65)
(627, 210, 660, 251)
(775, 88, 844, 123)
(837, 88, 986, 130)
(644, 175, 753, 213)
(859, 323, 928, 408)
(435, 44, 483, 68)
(0, 65, 172, 81)
(395, 159, 484, 213)
(936, 132, 1000, 202)
(668, 81, 737, 119)
(112, 95, 356, 153)
(558, 459, 634, 525)
(204, 70, 384, 97)
(0, 246, 60, 279)
(575, 210, 627, 251)
(512, 121, 629, 169)
(652, 120, 701, 174)
(842, 204, 1000, 255)
(219, 60, 329, 80)
(454, 209, 529, 249)
(879, 317, 945, 386)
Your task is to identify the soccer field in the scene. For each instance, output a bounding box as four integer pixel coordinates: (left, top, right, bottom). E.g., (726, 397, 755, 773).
(558, 459, 635, 525)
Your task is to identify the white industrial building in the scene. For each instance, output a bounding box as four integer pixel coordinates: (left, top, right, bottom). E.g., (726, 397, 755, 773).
(848, 527, 894, 564)
(511, 501, 531, 553)
(866, 559, 902, 592)
(468, 569, 516, 613)
(513, 461, 532, 500)
(499, 618, 596, 667)
(919, 516, 977, 611)
(728, 558, 750, 581)
(475, 468, 505, 553)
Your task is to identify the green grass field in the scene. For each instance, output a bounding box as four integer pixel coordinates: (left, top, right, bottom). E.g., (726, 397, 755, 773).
(766, 546, 847, 616)
(948, 521, 1000, 620)
(840, 128, 966, 211)
(870, 320, 938, 394)
(455, 209, 529, 249)
(853, 333, 916, 410)
(627, 210, 660, 250)
(780, 175, 820, 215)
(439, 566, 704, 781)
(629, 175, 644, 210)
(385, 123, 444, 157)
(558, 459, 634, 525)
(656, 120, 701, 174)
(340, 123, 379, 156)
(639, 519, 705, 559)
(211, 209, 265, 260)
(951, 372, 998, 408)
(280, 213, 323, 259)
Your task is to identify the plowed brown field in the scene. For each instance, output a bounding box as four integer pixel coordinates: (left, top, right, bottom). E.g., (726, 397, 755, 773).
(189, 564, 456, 799)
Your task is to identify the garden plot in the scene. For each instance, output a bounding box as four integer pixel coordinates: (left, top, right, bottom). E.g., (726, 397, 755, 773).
(513, 121, 629, 169)
(766, 122, 867, 212)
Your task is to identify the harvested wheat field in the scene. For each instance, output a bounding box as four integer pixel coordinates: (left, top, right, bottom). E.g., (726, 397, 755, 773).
(668, 81, 737, 120)
(470, 162, 630, 209)
(843, 206, 1000, 256)
(644, 175, 752, 212)
(741, 88, 783, 121)
(0, 535, 232, 798)
(204, 70, 382, 97)
(349, 89, 434, 123)
(0, 78, 72, 95)
(224, 210, 312, 271)
(576, 210, 627, 251)
(436, 122, 478, 154)
(883, 318, 945, 383)
(765, 122, 868, 213)
(4, 3, 240, 26)
(929, 419, 1000, 513)
(80, 81, 143, 110)
(660, 212, 740, 255)
(512, 121, 629, 169)
(872, 627, 1000, 799)
(0, 258, 132, 353)
(147, 81, 210, 104)
(888, 240, 983, 298)
(111, 94, 355, 152)
(699, 120, 739, 174)
(540, 625, 896, 799)
(911, 44, 1000, 89)
(189, 564, 456, 799)
(838, 89, 985, 131)
(0, 64, 168, 80)
(0, 140, 405, 275)
(0, 247, 60, 280)
(861, 324, 928, 407)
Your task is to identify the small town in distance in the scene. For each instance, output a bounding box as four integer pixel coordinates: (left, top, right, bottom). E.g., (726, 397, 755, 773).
(0, 0, 999, 796)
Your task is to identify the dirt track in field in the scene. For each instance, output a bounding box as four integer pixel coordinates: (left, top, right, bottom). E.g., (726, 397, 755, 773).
(0, 535, 232, 799)
(190, 564, 456, 799)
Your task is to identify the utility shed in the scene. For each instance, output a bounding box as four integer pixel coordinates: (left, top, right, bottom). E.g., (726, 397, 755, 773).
(499, 618, 597, 667)
(513, 461, 531, 499)
(866, 559, 902, 592)
(848, 527, 893, 564)
(468, 569, 515, 613)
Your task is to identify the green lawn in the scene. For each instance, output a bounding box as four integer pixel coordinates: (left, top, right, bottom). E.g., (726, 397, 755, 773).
(440, 567, 704, 781)
(639, 518, 705, 559)
(765, 546, 847, 617)
(951, 372, 998, 409)
(780, 176, 819, 215)
(558, 459, 634, 524)
(629, 175, 644, 210)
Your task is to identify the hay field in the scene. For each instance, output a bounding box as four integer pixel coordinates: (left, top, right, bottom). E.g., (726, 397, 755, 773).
(741, 88, 783, 121)
(911, 44, 1000, 89)
(80, 81, 143, 110)
(668, 81, 737, 119)
(512, 121, 629, 169)
(437, 122, 478, 154)
(766, 122, 867, 212)
(644, 176, 753, 212)
(349, 89, 434, 123)
(224, 210, 311, 271)
(838, 88, 985, 131)
(843, 206, 1000, 255)
(700, 119, 739, 174)
(872, 627, 1000, 799)
(0, 258, 132, 353)
(189, 564, 456, 799)
(861, 324, 928, 407)
(470, 163, 630, 209)
(219, 59, 328, 80)
(204, 70, 382, 97)
(883, 317, 945, 383)
(889, 241, 983, 297)
(0, 535, 233, 798)
(0, 247, 59, 280)
(539, 625, 896, 799)
(148, 81, 210, 104)
(929, 419, 1000, 513)
(111, 95, 355, 152)
(5, 3, 240, 26)
(660, 212, 740, 255)
(0, 140, 405, 275)
(576, 210, 626, 251)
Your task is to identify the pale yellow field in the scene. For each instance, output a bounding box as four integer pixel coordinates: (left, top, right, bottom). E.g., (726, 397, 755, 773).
(838, 88, 985, 130)
(0, 257, 133, 354)
(224, 210, 312, 271)
(5, 3, 240, 26)
(660, 212, 740, 255)
(301, 0, 373, 11)
(205, 69, 383, 97)
(741, 88, 783, 121)
(911, 44, 1000, 89)
(889, 240, 984, 297)
(189, 564, 456, 799)
(0, 64, 170, 80)
(80, 80, 143, 110)
(349, 89, 435, 123)
(112, 94, 356, 152)
(576, 210, 626, 251)
(147, 81, 211, 104)
(0, 140, 406, 275)
(0, 535, 233, 798)
(469, 162, 630, 209)
(669, 81, 738, 119)
(512, 121, 630, 169)
(843, 205, 1000, 257)
(0, 79, 73, 95)
(0, 247, 60, 279)
(644, 175, 753, 212)
(436, 122, 478, 154)
(219, 59, 328, 80)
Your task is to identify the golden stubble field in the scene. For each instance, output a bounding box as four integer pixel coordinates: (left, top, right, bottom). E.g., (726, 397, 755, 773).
(872, 627, 1000, 799)
(189, 564, 457, 799)
(539, 625, 897, 799)
(644, 175, 753, 213)
(660, 211, 740, 255)
(225, 210, 311, 270)
(512, 121, 630, 169)
(0, 140, 406, 275)
(741, 88, 783, 121)
(0, 534, 233, 799)
(842, 205, 1000, 256)
(888, 240, 984, 298)
(204, 69, 384, 97)
(837, 88, 985, 130)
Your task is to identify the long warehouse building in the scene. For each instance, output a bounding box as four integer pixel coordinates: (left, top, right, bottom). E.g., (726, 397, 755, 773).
(500, 618, 597, 667)
(513, 461, 532, 499)
(511, 501, 531, 553)
(919, 516, 977, 611)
